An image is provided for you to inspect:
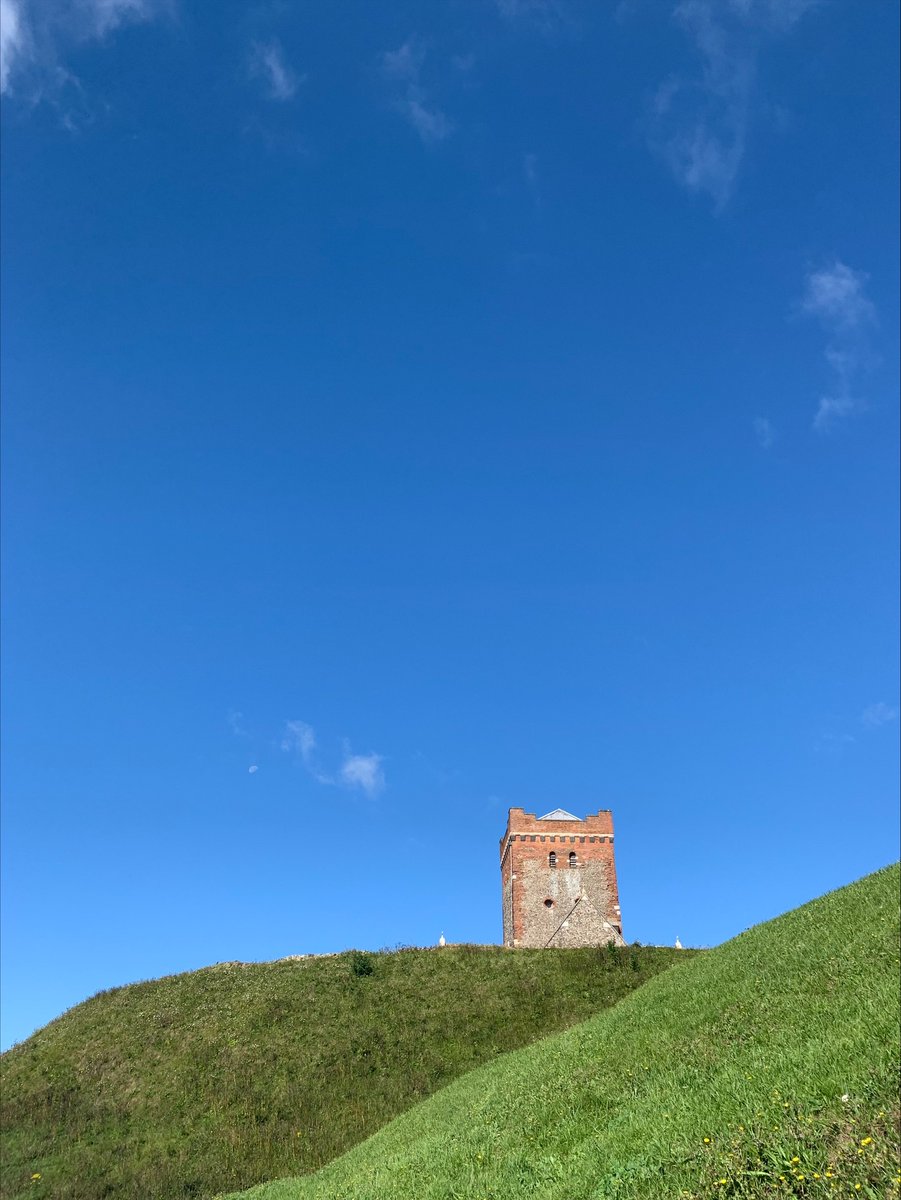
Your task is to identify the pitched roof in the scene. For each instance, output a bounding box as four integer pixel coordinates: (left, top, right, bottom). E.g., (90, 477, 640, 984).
(538, 808, 582, 821)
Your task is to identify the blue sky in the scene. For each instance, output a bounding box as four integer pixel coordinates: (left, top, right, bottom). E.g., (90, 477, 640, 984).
(1, 0, 898, 1051)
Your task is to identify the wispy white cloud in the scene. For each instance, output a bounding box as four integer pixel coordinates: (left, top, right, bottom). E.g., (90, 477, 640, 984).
(282, 718, 335, 785)
(1, 0, 24, 93)
(811, 395, 855, 433)
(382, 36, 452, 144)
(1, 0, 165, 101)
(382, 37, 422, 81)
(494, 0, 568, 30)
(753, 416, 775, 448)
(227, 709, 247, 737)
(404, 95, 452, 143)
(81, 0, 158, 39)
(802, 261, 875, 332)
(522, 151, 542, 208)
(282, 719, 318, 765)
(339, 749, 385, 797)
(282, 719, 386, 795)
(248, 764, 259, 774)
(649, 0, 816, 209)
(801, 261, 876, 433)
(815, 730, 855, 754)
(249, 37, 302, 102)
(861, 702, 899, 728)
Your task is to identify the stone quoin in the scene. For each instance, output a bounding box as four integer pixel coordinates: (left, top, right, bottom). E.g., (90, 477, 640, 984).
(499, 807, 624, 948)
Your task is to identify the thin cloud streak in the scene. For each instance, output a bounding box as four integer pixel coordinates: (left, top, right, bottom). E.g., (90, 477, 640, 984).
(382, 36, 452, 144)
(812, 395, 855, 433)
(227, 709, 247, 737)
(249, 38, 301, 102)
(800, 261, 876, 433)
(650, 0, 816, 210)
(753, 416, 775, 448)
(282, 719, 320, 767)
(83, 0, 158, 38)
(494, 0, 569, 31)
(523, 151, 542, 209)
(861, 702, 899, 728)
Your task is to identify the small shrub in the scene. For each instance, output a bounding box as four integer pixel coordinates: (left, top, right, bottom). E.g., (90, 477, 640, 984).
(601, 939, 620, 968)
(349, 952, 375, 978)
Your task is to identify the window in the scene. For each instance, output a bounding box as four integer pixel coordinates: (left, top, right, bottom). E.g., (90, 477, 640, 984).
(548, 851, 557, 868)
(569, 851, 578, 868)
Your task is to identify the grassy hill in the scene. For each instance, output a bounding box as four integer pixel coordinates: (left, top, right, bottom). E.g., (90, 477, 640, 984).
(225, 865, 900, 1200)
(0, 942, 686, 1199)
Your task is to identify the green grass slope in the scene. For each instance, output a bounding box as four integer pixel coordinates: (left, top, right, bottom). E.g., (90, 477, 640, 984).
(227, 865, 901, 1200)
(0, 943, 687, 1200)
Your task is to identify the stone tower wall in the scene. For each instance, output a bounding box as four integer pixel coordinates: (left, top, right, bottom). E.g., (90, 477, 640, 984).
(500, 808, 623, 948)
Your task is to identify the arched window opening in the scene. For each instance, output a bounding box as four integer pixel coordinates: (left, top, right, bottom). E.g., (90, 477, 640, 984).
(569, 851, 578, 868)
(548, 851, 557, 868)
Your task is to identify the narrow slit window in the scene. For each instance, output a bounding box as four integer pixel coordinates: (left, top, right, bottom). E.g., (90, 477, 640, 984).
(548, 851, 557, 868)
(569, 851, 578, 868)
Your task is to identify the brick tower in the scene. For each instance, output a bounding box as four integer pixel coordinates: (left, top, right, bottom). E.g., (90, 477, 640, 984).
(499, 807, 623, 948)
